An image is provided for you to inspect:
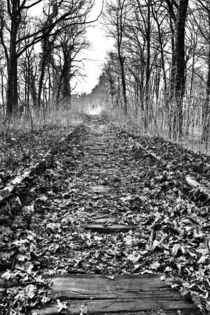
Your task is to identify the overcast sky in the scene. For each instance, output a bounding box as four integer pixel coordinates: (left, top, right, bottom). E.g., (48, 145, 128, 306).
(31, 0, 114, 94)
(75, 0, 114, 94)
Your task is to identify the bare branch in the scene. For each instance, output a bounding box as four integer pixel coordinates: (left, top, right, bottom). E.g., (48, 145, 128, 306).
(22, 0, 43, 10)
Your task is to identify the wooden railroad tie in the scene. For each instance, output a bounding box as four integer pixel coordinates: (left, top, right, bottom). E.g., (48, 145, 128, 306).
(31, 274, 201, 315)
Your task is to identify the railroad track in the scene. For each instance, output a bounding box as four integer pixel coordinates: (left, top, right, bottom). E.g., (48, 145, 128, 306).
(0, 115, 208, 314)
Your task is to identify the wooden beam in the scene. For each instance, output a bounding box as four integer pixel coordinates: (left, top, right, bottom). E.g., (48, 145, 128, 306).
(84, 223, 137, 232)
(30, 275, 201, 315)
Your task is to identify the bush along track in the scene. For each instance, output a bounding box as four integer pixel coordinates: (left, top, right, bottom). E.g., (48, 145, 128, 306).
(0, 118, 209, 314)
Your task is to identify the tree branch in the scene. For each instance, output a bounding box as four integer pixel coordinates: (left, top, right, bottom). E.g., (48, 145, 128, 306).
(22, 0, 43, 10)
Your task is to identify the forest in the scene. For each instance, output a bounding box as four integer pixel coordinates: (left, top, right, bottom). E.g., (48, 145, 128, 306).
(103, 0, 210, 153)
(0, 0, 209, 153)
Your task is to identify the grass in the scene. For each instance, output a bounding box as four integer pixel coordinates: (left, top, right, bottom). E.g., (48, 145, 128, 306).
(109, 99, 210, 156)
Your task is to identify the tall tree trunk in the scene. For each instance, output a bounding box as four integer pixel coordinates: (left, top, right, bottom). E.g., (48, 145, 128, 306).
(62, 74, 71, 98)
(116, 0, 127, 115)
(0, 69, 5, 115)
(6, 4, 19, 119)
(6, 53, 18, 119)
(173, 0, 189, 139)
(62, 70, 71, 109)
(62, 61, 71, 100)
(202, 58, 210, 144)
(37, 58, 46, 110)
(167, 14, 176, 139)
(38, 36, 52, 109)
(202, 9, 210, 144)
(152, 6, 167, 94)
(118, 54, 127, 115)
(29, 70, 38, 109)
(107, 70, 116, 108)
(169, 15, 176, 99)
(145, 0, 151, 125)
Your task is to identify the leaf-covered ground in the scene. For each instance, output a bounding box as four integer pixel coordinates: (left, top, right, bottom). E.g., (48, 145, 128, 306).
(0, 124, 75, 189)
(126, 131, 210, 184)
(0, 115, 210, 314)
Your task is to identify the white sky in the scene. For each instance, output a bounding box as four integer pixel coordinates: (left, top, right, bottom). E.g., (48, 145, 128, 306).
(77, 0, 114, 94)
(31, 0, 114, 94)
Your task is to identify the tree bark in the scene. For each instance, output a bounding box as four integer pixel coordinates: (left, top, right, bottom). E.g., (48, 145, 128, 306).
(6, 2, 19, 119)
(61, 55, 72, 100)
(37, 57, 46, 110)
(145, 0, 151, 111)
(202, 9, 210, 144)
(37, 36, 52, 109)
(118, 53, 127, 115)
(117, 0, 127, 115)
(173, 0, 189, 139)
(29, 70, 38, 109)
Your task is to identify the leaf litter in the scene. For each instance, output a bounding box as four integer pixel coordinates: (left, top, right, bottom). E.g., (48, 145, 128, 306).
(0, 118, 210, 314)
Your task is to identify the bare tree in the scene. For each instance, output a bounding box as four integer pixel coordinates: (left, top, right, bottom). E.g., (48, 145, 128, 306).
(0, 0, 94, 119)
(174, 0, 189, 138)
(104, 52, 121, 109)
(105, 0, 129, 115)
(54, 20, 90, 107)
(195, 0, 210, 144)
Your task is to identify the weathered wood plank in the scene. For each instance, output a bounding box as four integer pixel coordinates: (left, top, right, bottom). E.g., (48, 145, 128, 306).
(31, 310, 200, 315)
(47, 275, 184, 298)
(31, 300, 199, 315)
(86, 149, 106, 152)
(89, 217, 117, 224)
(90, 185, 112, 193)
(84, 224, 137, 232)
(30, 275, 201, 315)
